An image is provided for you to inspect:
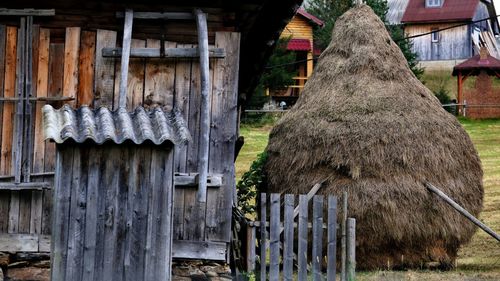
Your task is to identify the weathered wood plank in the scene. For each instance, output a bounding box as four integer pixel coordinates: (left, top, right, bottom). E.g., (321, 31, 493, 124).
(246, 224, 256, 272)
(124, 147, 137, 281)
(259, 193, 267, 281)
(0, 182, 50, 190)
(283, 194, 294, 281)
(63, 27, 80, 107)
(51, 148, 73, 281)
(144, 148, 158, 281)
(112, 148, 128, 280)
(347, 218, 356, 281)
(117, 9, 133, 109)
(206, 32, 240, 242)
(0, 233, 38, 251)
(195, 9, 210, 203)
(0, 9, 55, 16)
(144, 39, 176, 109)
(312, 195, 324, 281)
(327, 196, 338, 281)
(102, 47, 225, 58)
(65, 149, 85, 281)
(116, 11, 193, 20)
(47, 43, 64, 105)
(1, 26, 17, 176)
(78, 31, 96, 107)
(341, 192, 348, 281)
(39, 234, 50, 252)
(94, 29, 116, 108)
(127, 39, 145, 110)
(82, 148, 99, 281)
(102, 147, 120, 281)
(22, 17, 35, 183)
(269, 193, 280, 280)
(298, 194, 308, 281)
(172, 240, 227, 261)
(173, 44, 192, 173)
(0, 25, 8, 232)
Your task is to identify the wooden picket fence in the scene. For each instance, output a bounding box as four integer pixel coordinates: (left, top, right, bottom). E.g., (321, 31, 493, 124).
(244, 193, 356, 281)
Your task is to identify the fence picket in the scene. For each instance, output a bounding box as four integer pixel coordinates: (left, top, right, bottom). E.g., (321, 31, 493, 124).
(298, 194, 308, 281)
(248, 193, 348, 280)
(269, 193, 280, 281)
(312, 195, 324, 281)
(327, 196, 338, 281)
(259, 194, 267, 281)
(283, 194, 294, 281)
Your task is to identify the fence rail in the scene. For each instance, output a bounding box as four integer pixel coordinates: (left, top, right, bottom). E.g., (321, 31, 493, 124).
(244, 193, 356, 281)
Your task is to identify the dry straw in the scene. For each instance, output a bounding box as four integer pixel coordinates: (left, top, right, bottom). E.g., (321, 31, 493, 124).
(264, 5, 483, 269)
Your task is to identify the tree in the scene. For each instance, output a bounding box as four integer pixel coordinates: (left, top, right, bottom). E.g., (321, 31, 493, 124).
(248, 38, 297, 109)
(306, 0, 424, 79)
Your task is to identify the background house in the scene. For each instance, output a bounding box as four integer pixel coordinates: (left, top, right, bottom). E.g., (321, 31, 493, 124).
(388, 0, 500, 68)
(268, 8, 323, 107)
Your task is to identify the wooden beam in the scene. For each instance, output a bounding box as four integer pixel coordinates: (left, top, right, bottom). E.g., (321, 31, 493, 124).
(195, 8, 210, 203)
(174, 173, 222, 187)
(0, 182, 50, 190)
(0, 8, 55, 16)
(102, 47, 225, 58)
(118, 9, 133, 109)
(426, 183, 500, 242)
(172, 240, 227, 260)
(116, 11, 194, 20)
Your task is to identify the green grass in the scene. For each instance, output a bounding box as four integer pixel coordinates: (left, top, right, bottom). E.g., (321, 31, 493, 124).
(235, 118, 500, 280)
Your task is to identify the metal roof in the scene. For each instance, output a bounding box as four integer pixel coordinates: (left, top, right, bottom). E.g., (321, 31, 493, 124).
(287, 38, 312, 51)
(452, 53, 500, 75)
(43, 104, 191, 145)
(296, 8, 324, 27)
(402, 0, 479, 23)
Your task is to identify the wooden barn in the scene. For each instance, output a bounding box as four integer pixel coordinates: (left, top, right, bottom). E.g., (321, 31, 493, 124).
(268, 8, 323, 106)
(0, 0, 302, 271)
(388, 0, 500, 61)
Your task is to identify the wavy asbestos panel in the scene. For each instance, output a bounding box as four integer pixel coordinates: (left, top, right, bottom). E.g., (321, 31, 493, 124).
(43, 104, 191, 145)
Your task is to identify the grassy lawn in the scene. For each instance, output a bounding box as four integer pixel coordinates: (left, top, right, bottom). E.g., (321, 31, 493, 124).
(236, 117, 500, 280)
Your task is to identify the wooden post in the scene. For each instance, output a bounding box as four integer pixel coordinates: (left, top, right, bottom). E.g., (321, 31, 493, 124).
(282, 194, 294, 281)
(245, 224, 256, 272)
(341, 191, 348, 281)
(312, 195, 324, 281)
(297, 195, 308, 281)
(22, 16, 34, 183)
(426, 183, 500, 242)
(457, 72, 462, 114)
(346, 218, 356, 281)
(327, 196, 338, 281)
(269, 194, 280, 281)
(195, 9, 210, 203)
(259, 194, 267, 281)
(118, 9, 133, 109)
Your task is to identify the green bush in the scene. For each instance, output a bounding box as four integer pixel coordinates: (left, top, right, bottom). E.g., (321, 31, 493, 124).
(236, 152, 268, 218)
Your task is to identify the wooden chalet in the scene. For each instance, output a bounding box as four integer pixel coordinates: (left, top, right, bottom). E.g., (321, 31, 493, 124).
(0, 0, 302, 266)
(269, 8, 323, 106)
(388, 0, 500, 61)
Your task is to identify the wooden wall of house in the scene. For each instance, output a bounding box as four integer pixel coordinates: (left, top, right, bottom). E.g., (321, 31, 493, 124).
(280, 15, 313, 42)
(406, 23, 471, 61)
(0, 24, 240, 260)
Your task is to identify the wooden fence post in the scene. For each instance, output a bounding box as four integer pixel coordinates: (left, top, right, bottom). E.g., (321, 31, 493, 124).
(327, 196, 338, 281)
(259, 194, 267, 281)
(347, 218, 356, 281)
(269, 194, 280, 281)
(341, 191, 348, 281)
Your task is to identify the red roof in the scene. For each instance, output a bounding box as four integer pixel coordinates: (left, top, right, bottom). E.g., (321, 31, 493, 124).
(452, 53, 500, 75)
(296, 8, 324, 27)
(287, 39, 312, 51)
(402, 0, 479, 23)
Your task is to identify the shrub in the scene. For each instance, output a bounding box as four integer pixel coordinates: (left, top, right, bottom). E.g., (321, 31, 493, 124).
(236, 152, 268, 218)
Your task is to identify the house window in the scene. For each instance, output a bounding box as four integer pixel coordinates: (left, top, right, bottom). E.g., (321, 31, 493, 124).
(426, 0, 442, 8)
(431, 29, 439, 42)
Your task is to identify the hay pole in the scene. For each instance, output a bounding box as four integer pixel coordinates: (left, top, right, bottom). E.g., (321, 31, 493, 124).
(426, 183, 500, 242)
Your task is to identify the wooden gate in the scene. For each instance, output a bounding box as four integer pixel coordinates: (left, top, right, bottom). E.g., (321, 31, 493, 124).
(244, 193, 356, 281)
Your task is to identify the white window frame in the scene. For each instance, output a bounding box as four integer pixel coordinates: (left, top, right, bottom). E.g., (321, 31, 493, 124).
(431, 29, 440, 42)
(426, 0, 442, 8)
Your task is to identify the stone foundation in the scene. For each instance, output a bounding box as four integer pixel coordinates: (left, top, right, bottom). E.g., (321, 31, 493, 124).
(0, 252, 231, 281)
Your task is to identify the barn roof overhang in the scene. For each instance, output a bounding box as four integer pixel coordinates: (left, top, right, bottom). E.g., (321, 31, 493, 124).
(0, 0, 303, 106)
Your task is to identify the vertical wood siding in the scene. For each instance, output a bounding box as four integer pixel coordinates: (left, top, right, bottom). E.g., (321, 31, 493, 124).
(51, 144, 174, 281)
(406, 23, 470, 61)
(0, 25, 240, 254)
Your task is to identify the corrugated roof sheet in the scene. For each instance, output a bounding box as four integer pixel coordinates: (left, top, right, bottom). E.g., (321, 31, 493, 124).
(43, 104, 191, 145)
(287, 39, 311, 51)
(402, 0, 479, 23)
(452, 53, 500, 75)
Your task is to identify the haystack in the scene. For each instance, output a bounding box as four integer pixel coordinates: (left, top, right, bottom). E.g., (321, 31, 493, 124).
(264, 5, 483, 269)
